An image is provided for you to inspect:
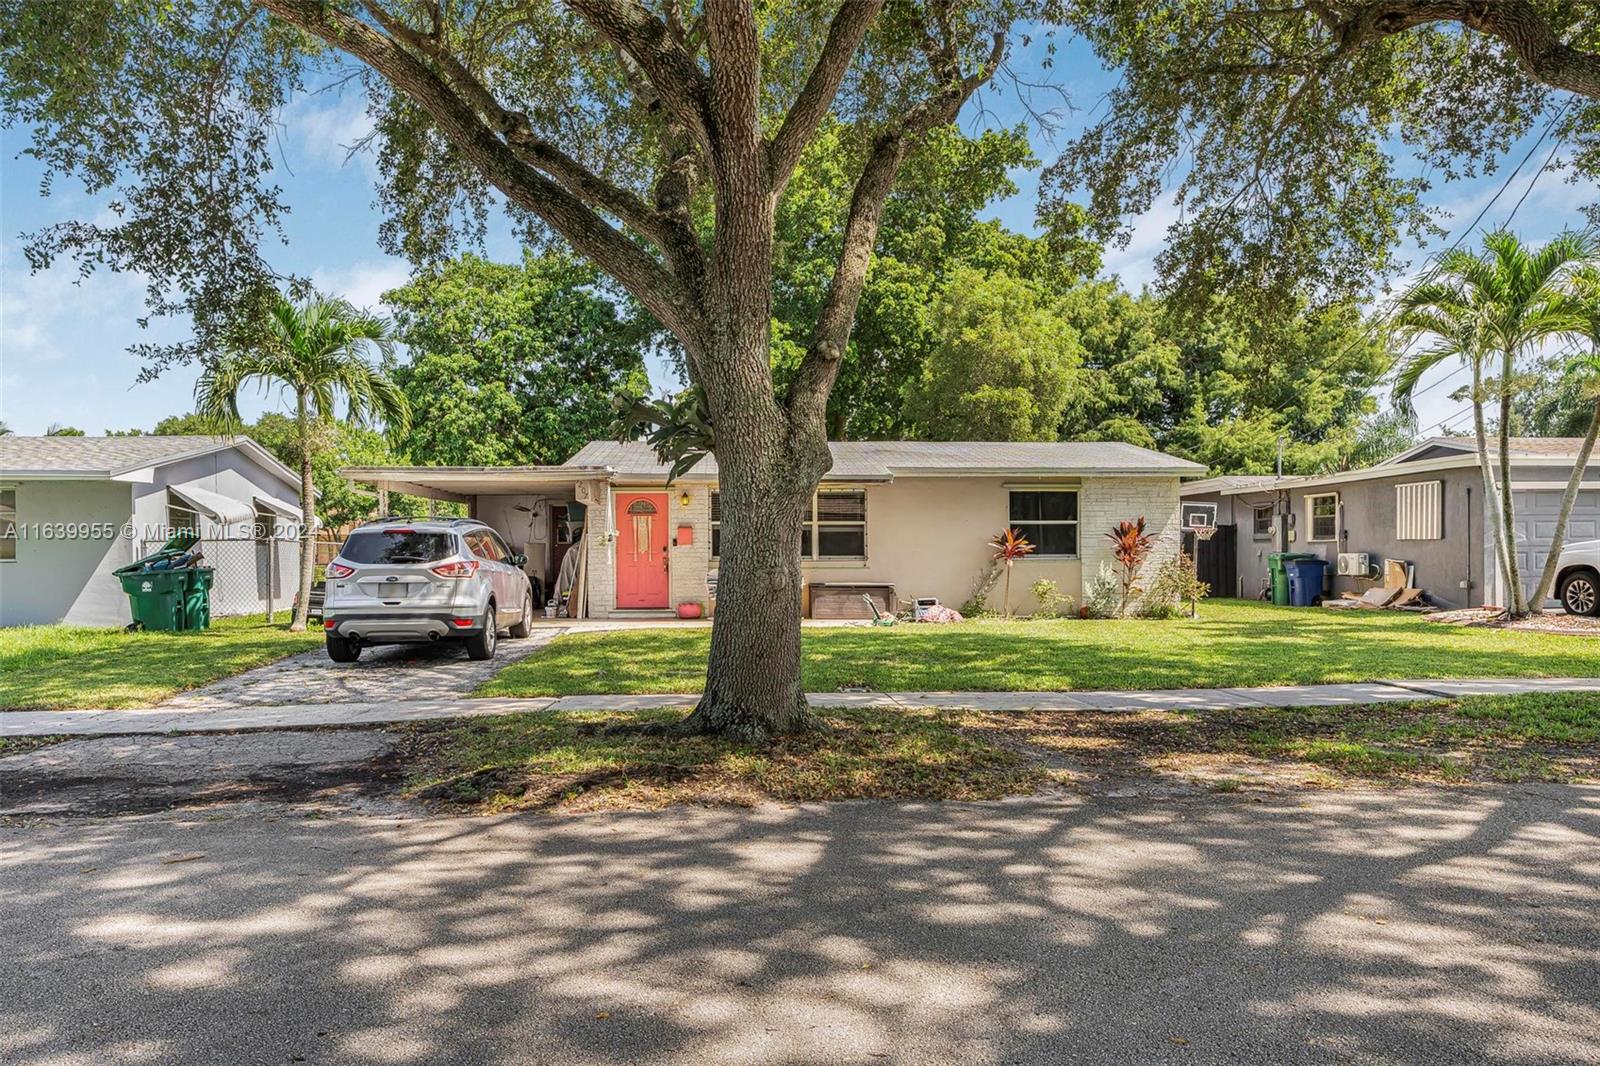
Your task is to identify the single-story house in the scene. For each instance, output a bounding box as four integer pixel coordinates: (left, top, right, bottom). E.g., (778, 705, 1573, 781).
(0, 435, 308, 626)
(1180, 436, 1598, 608)
(344, 440, 1206, 618)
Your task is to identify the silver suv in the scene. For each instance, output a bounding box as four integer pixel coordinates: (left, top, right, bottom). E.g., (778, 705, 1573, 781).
(321, 518, 536, 663)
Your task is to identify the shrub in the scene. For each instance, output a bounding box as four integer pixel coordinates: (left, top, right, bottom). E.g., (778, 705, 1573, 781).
(1030, 578, 1073, 618)
(960, 560, 1003, 618)
(1141, 552, 1211, 618)
(1083, 562, 1122, 619)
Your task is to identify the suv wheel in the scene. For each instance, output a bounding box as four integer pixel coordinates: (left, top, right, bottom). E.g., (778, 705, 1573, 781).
(509, 590, 533, 639)
(1560, 570, 1599, 616)
(465, 604, 497, 660)
(326, 633, 361, 663)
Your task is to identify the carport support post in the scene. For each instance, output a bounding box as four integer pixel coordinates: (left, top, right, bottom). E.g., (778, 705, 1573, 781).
(377, 484, 388, 517)
(266, 534, 276, 623)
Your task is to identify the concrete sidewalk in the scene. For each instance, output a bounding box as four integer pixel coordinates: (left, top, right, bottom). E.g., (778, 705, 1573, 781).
(4, 676, 1598, 738)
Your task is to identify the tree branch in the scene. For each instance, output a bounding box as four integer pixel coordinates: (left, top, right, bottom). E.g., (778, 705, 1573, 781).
(768, 1, 885, 194)
(786, 30, 1006, 429)
(1322, 1, 1600, 100)
(256, 0, 706, 355)
(563, 0, 717, 154)
(359, 1, 676, 251)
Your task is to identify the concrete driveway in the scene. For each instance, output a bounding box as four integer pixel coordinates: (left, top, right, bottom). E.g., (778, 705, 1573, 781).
(3, 783, 1597, 1065)
(159, 627, 566, 709)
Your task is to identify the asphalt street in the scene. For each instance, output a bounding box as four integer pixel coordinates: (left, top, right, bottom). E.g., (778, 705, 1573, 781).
(3, 784, 1598, 1065)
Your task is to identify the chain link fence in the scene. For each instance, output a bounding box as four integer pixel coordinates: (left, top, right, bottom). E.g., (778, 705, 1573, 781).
(141, 535, 303, 618)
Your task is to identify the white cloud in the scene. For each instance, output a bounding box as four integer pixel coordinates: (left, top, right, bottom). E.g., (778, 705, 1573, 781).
(291, 95, 380, 177)
(311, 258, 413, 311)
(1100, 196, 1181, 291)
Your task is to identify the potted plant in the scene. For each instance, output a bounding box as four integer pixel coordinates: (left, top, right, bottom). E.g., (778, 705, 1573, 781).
(987, 527, 1035, 619)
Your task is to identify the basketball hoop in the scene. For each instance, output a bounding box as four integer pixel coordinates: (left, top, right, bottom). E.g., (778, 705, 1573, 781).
(1192, 525, 1218, 541)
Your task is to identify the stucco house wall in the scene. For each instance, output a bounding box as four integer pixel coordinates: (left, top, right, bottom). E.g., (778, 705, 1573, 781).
(579, 473, 1184, 618)
(1185, 457, 1598, 609)
(0, 480, 137, 627)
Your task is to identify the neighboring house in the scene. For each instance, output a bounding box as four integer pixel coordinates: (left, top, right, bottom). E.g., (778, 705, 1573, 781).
(0, 436, 308, 626)
(1181, 437, 1598, 608)
(344, 440, 1205, 618)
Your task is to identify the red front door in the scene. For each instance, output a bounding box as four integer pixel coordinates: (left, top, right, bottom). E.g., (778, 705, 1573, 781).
(615, 492, 670, 609)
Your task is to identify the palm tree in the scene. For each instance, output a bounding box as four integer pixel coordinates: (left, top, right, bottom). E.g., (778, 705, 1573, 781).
(1391, 275, 1515, 613)
(197, 293, 408, 631)
(1391, 231, 1591, 616)
(1531, 264, 1600, 612)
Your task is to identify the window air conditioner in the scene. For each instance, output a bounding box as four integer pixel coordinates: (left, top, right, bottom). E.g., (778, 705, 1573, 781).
(1336, 552, 1370, 577)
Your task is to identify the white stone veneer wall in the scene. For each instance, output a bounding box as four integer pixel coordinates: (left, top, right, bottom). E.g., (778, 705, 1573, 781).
(1077, 475, 1184, 611)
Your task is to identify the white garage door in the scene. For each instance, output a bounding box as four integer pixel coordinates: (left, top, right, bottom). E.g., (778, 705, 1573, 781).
(1511, 488, 1600, 604)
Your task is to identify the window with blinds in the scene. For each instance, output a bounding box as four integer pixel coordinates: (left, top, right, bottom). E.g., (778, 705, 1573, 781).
(1395, 480, 1443, 540)
(708, 489, 867, 560)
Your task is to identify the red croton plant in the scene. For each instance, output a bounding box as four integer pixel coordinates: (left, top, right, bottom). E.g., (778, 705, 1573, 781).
(1104, 517, 1155, 618)
(988, 527, 1036, 620)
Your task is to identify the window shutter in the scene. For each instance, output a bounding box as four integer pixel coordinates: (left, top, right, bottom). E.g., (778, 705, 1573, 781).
(1395, 481, 1442, 540)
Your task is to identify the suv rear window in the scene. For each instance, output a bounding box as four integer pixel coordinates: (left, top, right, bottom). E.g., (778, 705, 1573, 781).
(340, 530, 457, 564)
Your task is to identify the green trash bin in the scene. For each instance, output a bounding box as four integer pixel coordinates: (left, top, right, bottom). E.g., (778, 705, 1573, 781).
(181, 567, 214, 631)
(115, 567, 189, 631)
(1267, 552, 1318, 607)
(114, 533, 209, 631)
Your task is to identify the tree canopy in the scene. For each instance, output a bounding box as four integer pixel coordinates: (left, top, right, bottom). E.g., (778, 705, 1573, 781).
(1046, 0, 1600, 314)
(386, 251, 650, 466)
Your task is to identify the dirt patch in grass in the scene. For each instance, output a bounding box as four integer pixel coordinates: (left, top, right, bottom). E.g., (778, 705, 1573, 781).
(960, 692, 1600, 791)
(397, 707, 1045, 813)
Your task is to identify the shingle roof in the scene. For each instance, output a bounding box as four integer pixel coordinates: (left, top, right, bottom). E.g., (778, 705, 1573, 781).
(564, 440, 1206, 480)
(1395, 436, 1587, 460)
(0, 435, 287, 479)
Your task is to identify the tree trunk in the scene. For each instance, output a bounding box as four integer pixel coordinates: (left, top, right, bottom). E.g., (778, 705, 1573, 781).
(675, 325, 830, 743)
(290, 392, 316, 633)
(1497, 347, 1527, 615)
(1472, 368, 1514, 610)
(1530, 400, 1600, 612)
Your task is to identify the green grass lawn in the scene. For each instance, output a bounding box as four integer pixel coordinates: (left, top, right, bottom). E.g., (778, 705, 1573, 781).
(401, 706, 1041, 812)
(478, 599, 1597, 697)
(401, 691, 1600, 812)
(0, 617, 324, 710)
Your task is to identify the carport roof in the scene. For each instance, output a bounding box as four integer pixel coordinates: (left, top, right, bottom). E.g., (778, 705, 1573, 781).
(341, 464, 613, 501)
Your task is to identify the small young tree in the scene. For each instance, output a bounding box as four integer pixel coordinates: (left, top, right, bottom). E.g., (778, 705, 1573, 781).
(1104, 517, 1154, 618)
(987, 527, 1035, 620)
(196, 293, 408, 632)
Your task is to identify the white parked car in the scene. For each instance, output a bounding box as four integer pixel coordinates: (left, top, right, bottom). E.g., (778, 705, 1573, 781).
(321, 518, 536, 662)
(1553, 538, 1600, 617)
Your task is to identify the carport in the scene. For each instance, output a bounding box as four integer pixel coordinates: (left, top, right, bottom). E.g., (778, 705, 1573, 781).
(341, 465, 616, 615)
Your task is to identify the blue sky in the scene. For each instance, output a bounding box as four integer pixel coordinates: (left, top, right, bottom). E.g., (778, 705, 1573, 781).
(0, 30, 1590, 439)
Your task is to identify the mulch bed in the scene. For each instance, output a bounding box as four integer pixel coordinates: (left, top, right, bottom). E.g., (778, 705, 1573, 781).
(1425, 607, 1599, 635)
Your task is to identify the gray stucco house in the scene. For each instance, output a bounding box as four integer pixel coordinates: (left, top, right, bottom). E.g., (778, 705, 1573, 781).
(1181, 436, 1598, 609)
(0, 435, 307, 626)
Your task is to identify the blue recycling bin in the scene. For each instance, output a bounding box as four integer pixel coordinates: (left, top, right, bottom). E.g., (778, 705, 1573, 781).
(1286, 558, 1329, 607)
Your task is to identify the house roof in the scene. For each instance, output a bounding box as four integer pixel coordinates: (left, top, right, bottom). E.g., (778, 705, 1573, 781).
(1179, 475, 1281, 498)
(563, 440, 1207, 481)
(0, 434, 300, 488)
(1185, 435, 1595, 497)
(1378, 435, 1589, 465)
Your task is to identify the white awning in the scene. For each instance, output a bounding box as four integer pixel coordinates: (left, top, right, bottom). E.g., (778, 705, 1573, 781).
(252, 491, 303, 521)
(168, 481, 253, 527)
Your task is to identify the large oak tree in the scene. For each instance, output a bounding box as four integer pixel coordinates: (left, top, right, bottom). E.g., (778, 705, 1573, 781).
(2, 0, 1020, 740)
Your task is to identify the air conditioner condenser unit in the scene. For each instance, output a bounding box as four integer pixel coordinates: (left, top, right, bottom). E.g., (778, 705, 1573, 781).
(1336, 552, 1371, 577)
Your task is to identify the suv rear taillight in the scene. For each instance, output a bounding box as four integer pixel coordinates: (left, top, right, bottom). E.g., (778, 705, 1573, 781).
(431, 559, 479, 578)
(326, 563, 355, 578)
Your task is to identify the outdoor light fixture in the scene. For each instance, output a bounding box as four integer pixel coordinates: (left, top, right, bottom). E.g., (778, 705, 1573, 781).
(679, 490, 692, 507)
